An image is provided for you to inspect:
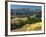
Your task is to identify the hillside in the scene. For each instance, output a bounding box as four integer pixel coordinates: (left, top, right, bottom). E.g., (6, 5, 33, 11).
(11, 22, 42, 32)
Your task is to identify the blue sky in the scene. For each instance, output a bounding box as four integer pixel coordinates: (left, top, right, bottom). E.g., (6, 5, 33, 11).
(11, 5, 41, 10)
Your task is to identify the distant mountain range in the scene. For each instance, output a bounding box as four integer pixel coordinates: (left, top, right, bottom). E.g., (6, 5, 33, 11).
(11, 8, 41, 16)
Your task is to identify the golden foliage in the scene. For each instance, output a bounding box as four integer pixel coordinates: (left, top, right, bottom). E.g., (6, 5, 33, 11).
(22, 22, 42, 31)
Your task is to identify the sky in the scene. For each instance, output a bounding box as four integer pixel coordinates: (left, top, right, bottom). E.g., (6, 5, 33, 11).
(11, 5, 41, 10)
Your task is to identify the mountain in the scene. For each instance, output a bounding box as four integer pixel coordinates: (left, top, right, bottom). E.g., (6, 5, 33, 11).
(11, 8, 41, 17)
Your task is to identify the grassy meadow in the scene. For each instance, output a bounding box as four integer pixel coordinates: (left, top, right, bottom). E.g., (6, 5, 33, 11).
(11, 15, 42, 32)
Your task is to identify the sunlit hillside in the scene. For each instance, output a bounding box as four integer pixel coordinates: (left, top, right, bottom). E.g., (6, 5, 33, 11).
(11, 22, 42, 32)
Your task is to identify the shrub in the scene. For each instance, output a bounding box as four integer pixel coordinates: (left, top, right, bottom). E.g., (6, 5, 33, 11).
(25, 17, 41, 24)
